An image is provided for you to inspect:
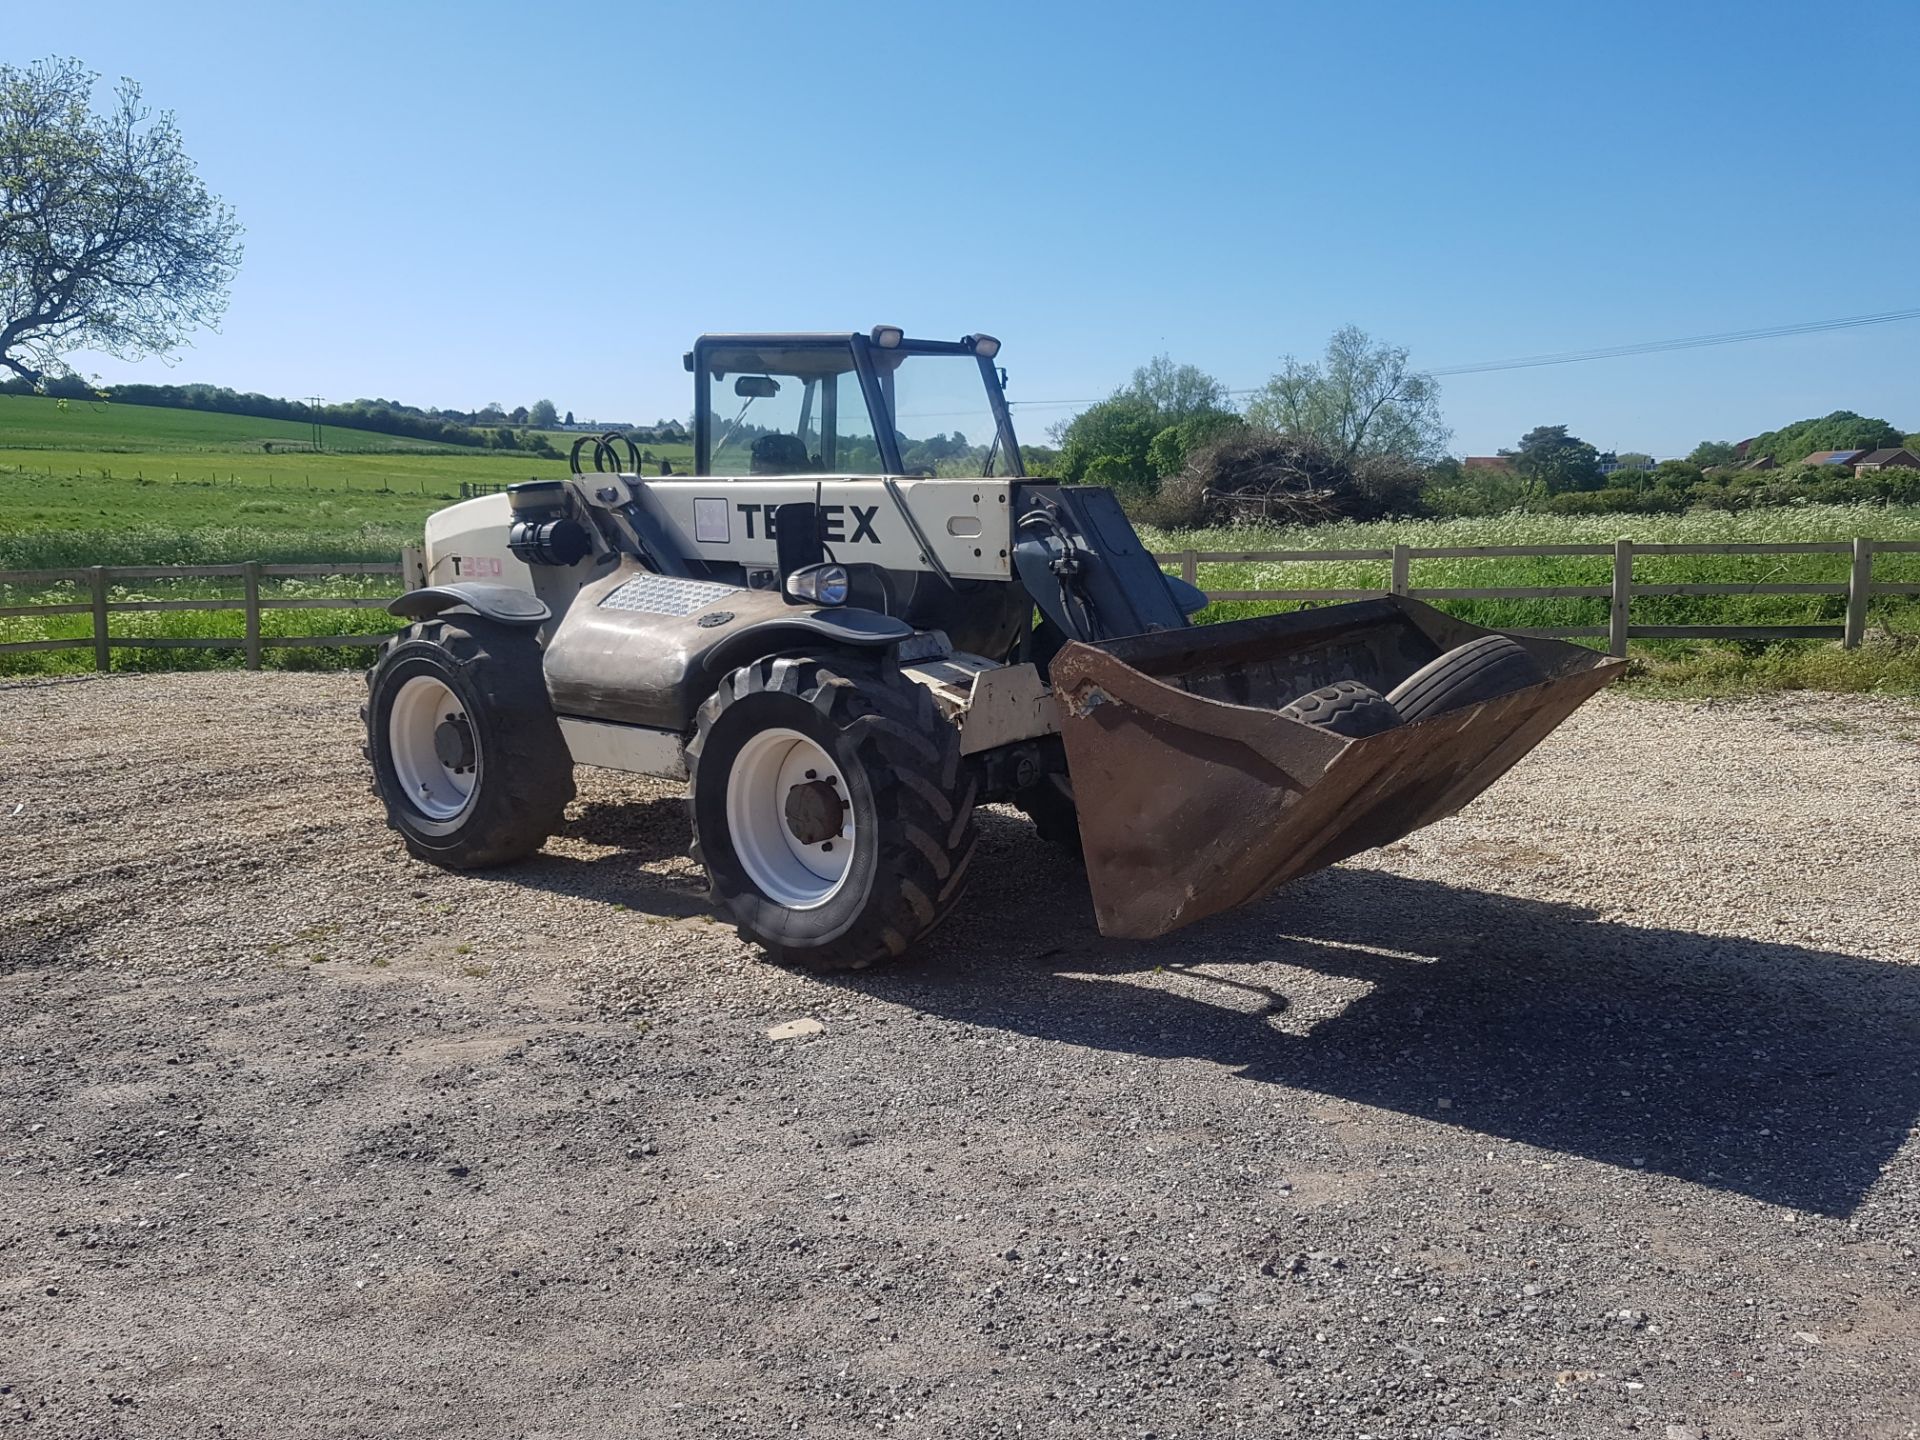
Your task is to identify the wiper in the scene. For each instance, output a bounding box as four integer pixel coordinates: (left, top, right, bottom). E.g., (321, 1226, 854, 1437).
(713, 396, 759, 460)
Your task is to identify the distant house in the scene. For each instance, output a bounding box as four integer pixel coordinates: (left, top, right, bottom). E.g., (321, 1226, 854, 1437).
(1733, 437, 1756, 459)
(1597, 452, 1654, 476)
(1740, 455, 1779, 471)
(1853, 448, 1920, 472)
(1802, 449, 1866, 466)
(1463, 455, 1515, 474)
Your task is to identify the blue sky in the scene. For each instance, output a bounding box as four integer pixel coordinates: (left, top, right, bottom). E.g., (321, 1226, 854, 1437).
(20, 0, 1920, 455)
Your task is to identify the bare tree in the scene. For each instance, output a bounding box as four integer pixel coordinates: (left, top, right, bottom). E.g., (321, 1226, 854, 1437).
(0, 58, 243, 386)
(1245, 326, 1449, 464)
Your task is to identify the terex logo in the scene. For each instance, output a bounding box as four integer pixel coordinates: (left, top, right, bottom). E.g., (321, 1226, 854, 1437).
(450, 554, 504, 578)
(735, 503, 880, 544)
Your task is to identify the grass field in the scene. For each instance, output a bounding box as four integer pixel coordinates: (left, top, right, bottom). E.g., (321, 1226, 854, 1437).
(2, 395, 1916, 693)
(0, 393, 468, 453)
(1139, 507, 1920, 696)
(0, 399, 694, 675)
(0, 395, 694, 498)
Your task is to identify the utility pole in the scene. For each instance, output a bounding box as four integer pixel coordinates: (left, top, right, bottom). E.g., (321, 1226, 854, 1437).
(306, 397, 324, 452)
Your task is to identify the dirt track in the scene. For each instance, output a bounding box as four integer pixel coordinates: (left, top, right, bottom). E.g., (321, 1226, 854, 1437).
(2, 672, 1917, 1439)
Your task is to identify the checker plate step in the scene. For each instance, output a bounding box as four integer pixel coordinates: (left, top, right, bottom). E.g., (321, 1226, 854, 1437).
(598, 574, 742, 617)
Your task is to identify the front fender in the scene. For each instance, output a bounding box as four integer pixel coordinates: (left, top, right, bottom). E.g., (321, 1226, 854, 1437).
(701, 607, 913, 674)
(389, 582, 550, 627)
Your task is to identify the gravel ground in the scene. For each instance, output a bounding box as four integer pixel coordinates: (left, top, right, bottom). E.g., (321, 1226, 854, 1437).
(2, 671, 1917, 1440)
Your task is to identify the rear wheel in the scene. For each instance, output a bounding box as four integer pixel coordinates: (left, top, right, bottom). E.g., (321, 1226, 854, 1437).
(689, 655, 977, 970)
(363, 617, 575, 867)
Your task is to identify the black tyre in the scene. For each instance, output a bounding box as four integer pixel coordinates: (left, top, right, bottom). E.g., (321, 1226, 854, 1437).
(688, 655, 977, 970)
(363, 617, 575, 868)
(1278, 680, 1404, 738)
(1015, 774, 1082, 857)
(1386, 635, 1544, 724)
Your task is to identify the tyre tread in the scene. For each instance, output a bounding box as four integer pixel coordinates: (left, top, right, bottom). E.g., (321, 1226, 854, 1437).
(1278, 680, 1404, 738)
(689, 656, 976, 971)
(364, 617, 574, 868)
(1386, 635, 1544, 724)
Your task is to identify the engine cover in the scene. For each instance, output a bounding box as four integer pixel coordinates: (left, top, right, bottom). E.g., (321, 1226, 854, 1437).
(542, 564, 911, 731)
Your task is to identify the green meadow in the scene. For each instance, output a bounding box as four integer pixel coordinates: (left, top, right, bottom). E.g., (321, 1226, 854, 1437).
(1, 396, 1916, 693)
(1140, 507, 1920, 696)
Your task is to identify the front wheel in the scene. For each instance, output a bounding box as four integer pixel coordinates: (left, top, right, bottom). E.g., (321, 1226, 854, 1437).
(363, 616, 575, 867)
(688, 655, 978, 970)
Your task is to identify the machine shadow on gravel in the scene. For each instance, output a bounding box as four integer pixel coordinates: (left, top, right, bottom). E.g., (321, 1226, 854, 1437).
(478, 801, 1917, 1217)
(854, 811, 1920, 1219)
(488, 796, 716, 919)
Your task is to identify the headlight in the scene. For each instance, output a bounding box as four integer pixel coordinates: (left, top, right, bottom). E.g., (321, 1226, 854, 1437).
(966, 333, 1000, 359)
(871, 325, 904, 349)
(784, 563, 850, 606)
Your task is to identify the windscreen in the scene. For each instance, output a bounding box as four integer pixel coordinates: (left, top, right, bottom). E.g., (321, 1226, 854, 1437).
(698, 341, 1016, 476)
(701, 344, 882, 475)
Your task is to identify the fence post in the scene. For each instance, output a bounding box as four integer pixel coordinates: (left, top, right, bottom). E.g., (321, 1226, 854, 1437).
(1390, 543, 1411, 596)
(243, 561, 263, 671)
(1609, 539, 1634, 658)
(1843, 537, 1874, 649)
(89, 566, 110, 672)
(1181, 549, 1198, 589)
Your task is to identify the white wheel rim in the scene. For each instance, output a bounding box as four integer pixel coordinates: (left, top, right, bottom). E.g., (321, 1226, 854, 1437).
(725, 728, 855, 909)
(389, 675, 479, 821)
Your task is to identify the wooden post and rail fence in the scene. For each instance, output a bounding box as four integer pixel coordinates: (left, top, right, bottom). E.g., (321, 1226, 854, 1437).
(0, 549, 426, 671)
(0, 538, 1913, 671)
(1150, 536, 1917, 656)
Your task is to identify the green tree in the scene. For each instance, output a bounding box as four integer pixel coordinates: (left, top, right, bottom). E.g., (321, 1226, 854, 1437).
(1054, 396, 1165, 492)
(1245, 326, 1449, 463)
(1052, 356, 1236, 493)
(0, 58, 243, 385)
(1746, 411, 1902, 464)
(1652, 459, 1704, 486)
(1508, 425, 1603, 495)
(529, 398, 558, 428)
(1147, 411, 1245, 478)
(1687, 440, 1737, 467)
(564, 409, 575, 426)
(1119, 354, 1231, 423)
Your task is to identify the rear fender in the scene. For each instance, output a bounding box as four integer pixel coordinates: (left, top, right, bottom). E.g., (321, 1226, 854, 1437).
(389, 582, 551, 627)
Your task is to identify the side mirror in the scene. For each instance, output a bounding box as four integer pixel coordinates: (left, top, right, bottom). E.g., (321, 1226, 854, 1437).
(734, 375, 780, 398)
(773, 502, 824, 604)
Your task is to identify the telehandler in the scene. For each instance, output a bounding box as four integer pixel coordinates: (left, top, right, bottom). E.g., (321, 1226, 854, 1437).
(364, 327, 1621, 967)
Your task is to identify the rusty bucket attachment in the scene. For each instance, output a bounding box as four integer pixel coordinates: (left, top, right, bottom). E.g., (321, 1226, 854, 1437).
(1048, 597, 1626, 940)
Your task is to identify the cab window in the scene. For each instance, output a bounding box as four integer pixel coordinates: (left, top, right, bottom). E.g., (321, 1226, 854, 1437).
(702, 345, 886, 476)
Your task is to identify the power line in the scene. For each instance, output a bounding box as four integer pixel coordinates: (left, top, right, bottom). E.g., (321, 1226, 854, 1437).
(1428, 306, 1920, 376)
(1003, 305, 1920, 411)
